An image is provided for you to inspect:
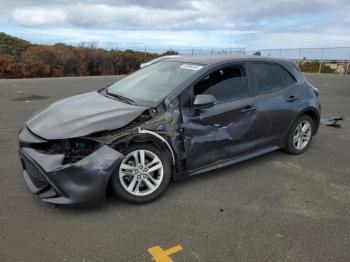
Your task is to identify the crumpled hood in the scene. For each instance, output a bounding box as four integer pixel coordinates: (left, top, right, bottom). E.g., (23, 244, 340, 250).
(27, 91, 147, 140)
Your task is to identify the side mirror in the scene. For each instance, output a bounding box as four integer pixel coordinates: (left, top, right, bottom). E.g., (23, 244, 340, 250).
(193, 94, 217, 109)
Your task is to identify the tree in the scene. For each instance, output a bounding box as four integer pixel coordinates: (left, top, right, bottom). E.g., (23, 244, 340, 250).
(0, 32, 30, 57)
(162, 50, 179, 56)
(0, 54, 16, 78)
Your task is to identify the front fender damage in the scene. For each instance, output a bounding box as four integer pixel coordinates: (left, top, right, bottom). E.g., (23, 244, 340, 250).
(88, 99, 185, 175)
(20, 145, 124, 206)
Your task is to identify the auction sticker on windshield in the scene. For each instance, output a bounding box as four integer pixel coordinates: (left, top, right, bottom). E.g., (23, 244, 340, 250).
(180, 64, 203, 71)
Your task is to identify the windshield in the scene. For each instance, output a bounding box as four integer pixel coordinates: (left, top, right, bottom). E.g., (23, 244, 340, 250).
(107, 61, 202, 105)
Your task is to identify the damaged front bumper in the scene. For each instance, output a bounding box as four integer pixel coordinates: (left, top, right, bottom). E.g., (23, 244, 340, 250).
(19, 145, 124, 206)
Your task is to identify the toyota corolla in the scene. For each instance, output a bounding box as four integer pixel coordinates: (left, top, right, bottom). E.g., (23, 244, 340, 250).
(18, 55, 321, 206)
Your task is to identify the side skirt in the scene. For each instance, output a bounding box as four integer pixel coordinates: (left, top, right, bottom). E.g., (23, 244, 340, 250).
(188, 146, 280, 177)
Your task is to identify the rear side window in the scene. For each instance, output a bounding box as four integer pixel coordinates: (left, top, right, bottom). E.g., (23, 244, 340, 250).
(279, 66, 296, 87)
(251, 63, 281, 94)
(193, 64, 249, 103)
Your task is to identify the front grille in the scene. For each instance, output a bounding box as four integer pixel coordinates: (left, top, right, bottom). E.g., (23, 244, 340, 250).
(21, 153, 48, 189)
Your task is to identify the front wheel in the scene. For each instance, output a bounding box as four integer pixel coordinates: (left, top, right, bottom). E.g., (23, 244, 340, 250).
(112, 143, 171, 204)
(284, 115, 314, 155)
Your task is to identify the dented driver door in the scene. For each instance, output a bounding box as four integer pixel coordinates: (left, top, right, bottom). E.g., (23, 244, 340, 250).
(181, 97, 257, 171)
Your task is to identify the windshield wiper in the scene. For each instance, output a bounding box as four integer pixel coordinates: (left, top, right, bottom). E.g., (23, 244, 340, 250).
(106, 88, 136, 105)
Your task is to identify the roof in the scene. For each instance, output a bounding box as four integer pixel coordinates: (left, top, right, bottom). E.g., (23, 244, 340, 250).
(163, 54, 303, 102)
(166, 54, 294, 66)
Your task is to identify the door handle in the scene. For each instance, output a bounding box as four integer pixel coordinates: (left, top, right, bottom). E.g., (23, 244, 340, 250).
(240, 105, 257, 113)
(287, 95, 298, 102)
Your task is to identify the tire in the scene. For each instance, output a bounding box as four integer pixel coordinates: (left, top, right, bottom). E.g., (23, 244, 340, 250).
(112, 143, 171, 204)
(284, 115, 314, 155)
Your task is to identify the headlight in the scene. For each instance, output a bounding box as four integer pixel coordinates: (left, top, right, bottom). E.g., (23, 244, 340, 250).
(64, 138, 101, 164)
(41, 138, 101, 164)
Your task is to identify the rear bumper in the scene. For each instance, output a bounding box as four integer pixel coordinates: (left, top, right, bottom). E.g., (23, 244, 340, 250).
(313, 101, 321, 135)
(19, 146, 124, 206)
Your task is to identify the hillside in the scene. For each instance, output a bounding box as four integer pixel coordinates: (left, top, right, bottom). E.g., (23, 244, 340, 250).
(0, 33, 172, 78)
(0, 32, 30, 56)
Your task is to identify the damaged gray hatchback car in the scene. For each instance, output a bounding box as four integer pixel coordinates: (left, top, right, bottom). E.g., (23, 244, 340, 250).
(19, 55, 321, 206)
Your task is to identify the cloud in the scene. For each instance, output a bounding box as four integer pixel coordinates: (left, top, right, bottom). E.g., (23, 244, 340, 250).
(12, 2, 218, 30)
(2, 0, 350, 49)
(10, 0, 350, 31)
(13, 8, 66, 26)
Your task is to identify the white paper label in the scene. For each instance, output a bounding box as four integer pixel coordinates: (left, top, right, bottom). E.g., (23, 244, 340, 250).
(180, 64, 203, 71)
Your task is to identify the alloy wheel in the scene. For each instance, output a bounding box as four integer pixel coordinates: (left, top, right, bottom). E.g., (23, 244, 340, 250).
(119, 149, 164, 196)
(293, 120, 312, 150)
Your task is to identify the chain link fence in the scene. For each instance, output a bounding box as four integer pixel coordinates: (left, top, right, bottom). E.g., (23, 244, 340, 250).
(64, 41, 246, 60)
(73, 42, 349, 74)
(117, 44, 349, 74)
(246, 47, 350, 74)
(2, 35, 350, 75)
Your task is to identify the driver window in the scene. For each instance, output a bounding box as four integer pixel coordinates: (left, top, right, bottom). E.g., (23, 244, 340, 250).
(193, 64, 248, 103)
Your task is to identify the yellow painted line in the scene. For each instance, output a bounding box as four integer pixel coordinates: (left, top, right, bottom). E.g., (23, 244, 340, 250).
(148, 244, 183, 262)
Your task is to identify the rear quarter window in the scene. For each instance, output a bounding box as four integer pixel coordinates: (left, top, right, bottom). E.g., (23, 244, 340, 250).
(279, 66, 297, 87)
(251, 63, 282, 94)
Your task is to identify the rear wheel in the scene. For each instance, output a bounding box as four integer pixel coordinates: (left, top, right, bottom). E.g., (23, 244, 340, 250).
(284, 115, 314, 154)
(112, 143, 171, 203)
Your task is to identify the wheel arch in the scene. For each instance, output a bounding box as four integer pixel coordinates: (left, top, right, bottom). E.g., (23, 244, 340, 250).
(106, 130, 176, 193)
(281, 107, 320, 148)
(114, 129, 176, 167)
(297, 108, 320, 135)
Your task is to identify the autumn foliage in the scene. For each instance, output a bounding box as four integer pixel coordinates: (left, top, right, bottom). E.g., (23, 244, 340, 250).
(0, 32, 175, 78)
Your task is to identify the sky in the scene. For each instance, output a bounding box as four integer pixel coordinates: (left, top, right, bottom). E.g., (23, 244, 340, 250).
(1, 0, 350, 50)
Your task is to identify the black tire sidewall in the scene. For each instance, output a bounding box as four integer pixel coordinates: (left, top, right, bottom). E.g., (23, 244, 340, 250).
(111, 143, 171, 204)
(286, 115, 314, 154)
